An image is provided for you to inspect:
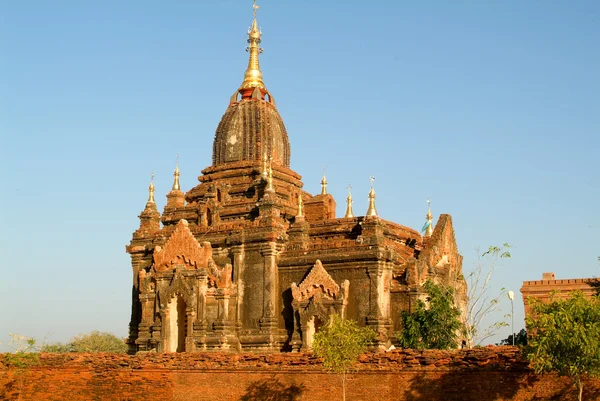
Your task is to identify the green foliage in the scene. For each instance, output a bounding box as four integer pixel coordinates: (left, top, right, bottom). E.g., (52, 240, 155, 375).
(398, 280, 463, 349)
(312, 315, 376, 401)
(3, 333, 39, 369)
(498, 328, 527, 346)
(40, 331, 127, 353)
(39, 342, 72, 353)
(464, 243, 511, 347)
(312, 314, 376, 374)
(525, 292, 600, 401)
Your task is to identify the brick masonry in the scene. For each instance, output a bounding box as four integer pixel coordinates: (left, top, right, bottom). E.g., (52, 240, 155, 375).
(521, 272, 598, 318)
(2, 346, 599, 401)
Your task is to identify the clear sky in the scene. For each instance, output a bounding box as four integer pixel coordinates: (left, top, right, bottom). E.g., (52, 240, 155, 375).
(1, 1, 598, 351)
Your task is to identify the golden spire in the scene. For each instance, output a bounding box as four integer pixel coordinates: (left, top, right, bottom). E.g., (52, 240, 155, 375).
(422, 198, 434, 237)
(240, 0, 265, 91)
(366, 176, 378, 217)
(344, 184, 354, 218)
(266, 156, 275, 192)
(261, 151, 268, 179)
(147, 172, 155, 204)
(172, 155, 180, 191)
(297, 192, 304, 218)
(320, 165, 328, 195)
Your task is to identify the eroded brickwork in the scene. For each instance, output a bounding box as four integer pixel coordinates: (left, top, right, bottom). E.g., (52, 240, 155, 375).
(2, 347, 599, 401)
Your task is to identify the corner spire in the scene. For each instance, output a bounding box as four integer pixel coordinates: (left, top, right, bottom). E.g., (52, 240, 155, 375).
(172, 155, 181, 191)
(261, 151, 268, 179)
(321, 165, 328, 195)
(147, 172, 155, 204)
(239, 0, 266, 91)
(266, 156, 275, 192)
(422, 198, 434, 237)
(344, 185, 354, 218)
(296, 192, 304, 218)
(366, 176, 378, 217)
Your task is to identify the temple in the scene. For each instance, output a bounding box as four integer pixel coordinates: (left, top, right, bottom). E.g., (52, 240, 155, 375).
(126, 2, 467, 353)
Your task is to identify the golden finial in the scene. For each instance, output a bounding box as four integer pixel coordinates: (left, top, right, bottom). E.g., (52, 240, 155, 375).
(261, 151, 268, 179)
(147, 172, 155, 204)
(240, 0, 265, 91)
(344, 184, 354, 218)
(422, 198, 434, 237)
(172, 155, 181, 191)
(320, 165, 328, 195)
(366, 176, 378, 217)
(297, 192, 304, 217)
(266, 156, 275, 192)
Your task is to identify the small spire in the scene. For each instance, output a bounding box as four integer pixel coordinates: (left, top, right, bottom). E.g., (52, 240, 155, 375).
(296, 192, 304, 218)
(147, 172, 155, 204)
(320, 165, 328, 195)
(366, 176, 378, 217)
(261, 151, 268, 179)
(422, 198, 434, 237)
(344, 184, 354, 218)
(172, 155, 181, 191)
(266, 156, 275, 192)
(240, 0, 266, 91)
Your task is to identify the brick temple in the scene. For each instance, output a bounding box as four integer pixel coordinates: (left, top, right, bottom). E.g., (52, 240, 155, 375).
(126, 4, 467, 354)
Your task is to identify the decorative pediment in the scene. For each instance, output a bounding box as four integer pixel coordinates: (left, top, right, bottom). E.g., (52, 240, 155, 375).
(153, 220, 213, 272)
(291, 260, 340, 302)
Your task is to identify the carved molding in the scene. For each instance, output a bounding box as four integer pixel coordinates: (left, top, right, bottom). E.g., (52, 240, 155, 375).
(152, 219, 232, 288)
(291, 260, 340, 302)
(153, 220, 212, 272)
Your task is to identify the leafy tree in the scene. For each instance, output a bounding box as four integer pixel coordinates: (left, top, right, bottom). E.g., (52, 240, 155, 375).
(463, 243, 511, 347)
(498, 328, 527, 346)
(525, 291, 600, 401)
(398, 280, 462, 349)
(312, 314, 376, 401)
(40, 331, 127, 353)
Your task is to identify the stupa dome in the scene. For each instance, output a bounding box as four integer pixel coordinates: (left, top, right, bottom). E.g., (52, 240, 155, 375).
(212, 94, 290, 167)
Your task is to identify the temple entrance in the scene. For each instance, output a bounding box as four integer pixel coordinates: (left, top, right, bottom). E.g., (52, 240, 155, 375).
(305, 315, 324, 349)
(167, 295, 187, 352)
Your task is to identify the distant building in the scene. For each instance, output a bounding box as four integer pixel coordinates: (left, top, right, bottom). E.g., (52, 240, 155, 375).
(126, 4, 467, 353)
(520, 272, 598, 318)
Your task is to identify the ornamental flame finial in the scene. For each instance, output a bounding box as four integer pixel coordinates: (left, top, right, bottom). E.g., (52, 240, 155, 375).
(297, 192, 304, 218)
(366, 176, 378, 217)
(172, 155, 181, 191)
(422, 198, 434, 237)
(266, 156, 275, 192)
(345, 184, 354, 218)
(240, 0, 265, 91)
(147, 172, 155, 204)
(321, 165, 328, 195)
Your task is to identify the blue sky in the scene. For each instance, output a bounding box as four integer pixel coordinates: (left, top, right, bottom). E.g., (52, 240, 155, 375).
(1, 1, 598, 350)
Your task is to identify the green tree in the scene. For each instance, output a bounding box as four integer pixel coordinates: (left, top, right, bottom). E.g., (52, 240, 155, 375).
(498, 328, 527, 346)
(525, 292, 600, 401)
(312, 314, 376, 401)
(464, 243, 511, 347)
(41, 331, 127, 353)
(398, 280, 463, 349)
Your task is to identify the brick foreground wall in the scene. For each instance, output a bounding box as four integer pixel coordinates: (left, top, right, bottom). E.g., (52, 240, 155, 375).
(1, 347, 599, 401)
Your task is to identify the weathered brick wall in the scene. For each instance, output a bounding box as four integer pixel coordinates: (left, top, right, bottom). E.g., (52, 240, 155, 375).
(521, 274, 598, 318)
(2, 347, 599, 401)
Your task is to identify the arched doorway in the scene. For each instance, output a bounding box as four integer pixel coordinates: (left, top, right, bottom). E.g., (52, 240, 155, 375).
(305, 315, 324, 349)
(167, 295, 187, 352)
